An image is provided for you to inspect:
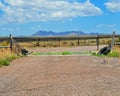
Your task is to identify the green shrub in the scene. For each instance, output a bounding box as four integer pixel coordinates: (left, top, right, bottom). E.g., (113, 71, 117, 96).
(107, 51, 120, 57)
(0, 59, 9, 66)
(62, 51, 72, 55)
(6, 55, 16, 62)
(0, 54, 19, 67)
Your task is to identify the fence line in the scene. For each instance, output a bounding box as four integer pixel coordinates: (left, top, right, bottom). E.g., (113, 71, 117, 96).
(1, 34, 120, 41)
(0, 34, 120, 50)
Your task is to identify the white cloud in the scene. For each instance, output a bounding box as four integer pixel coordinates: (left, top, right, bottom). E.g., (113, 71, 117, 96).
(0, 0, 102, 24)
(105, 0, 120, 12)
(0, 27, 20, 31)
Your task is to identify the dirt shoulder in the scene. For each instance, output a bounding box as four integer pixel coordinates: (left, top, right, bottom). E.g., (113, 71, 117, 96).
(0, 46, 120, 96)
(28, 45, 106, 53)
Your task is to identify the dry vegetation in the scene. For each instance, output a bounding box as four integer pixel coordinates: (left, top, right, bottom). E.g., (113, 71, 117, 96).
(0, 41, 11, 58)
(108, 45, 120, 57)
(0, 48, 12, 59)
(18, 38, 119, 48)
(0, 41, 18, 66)
(114, 45, 120, 51)
(0, 37, 120, 66)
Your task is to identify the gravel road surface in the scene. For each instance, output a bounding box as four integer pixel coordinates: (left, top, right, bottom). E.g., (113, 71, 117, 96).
(0, 46, 120, 96)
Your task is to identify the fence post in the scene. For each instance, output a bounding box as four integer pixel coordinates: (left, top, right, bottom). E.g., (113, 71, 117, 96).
(111, 31, 116, 49)
(9, 34, 13, 51)
(119, 36, 120, 42)
(9, 34, 22, 55)
(58, 37, 61, 47)
(77, 38, 80, 46)
(96, 35, 99, 50)
(37, 37, 40, 46)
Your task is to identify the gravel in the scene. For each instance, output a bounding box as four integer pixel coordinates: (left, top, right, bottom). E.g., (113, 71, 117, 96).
(0, 46, 120, 96)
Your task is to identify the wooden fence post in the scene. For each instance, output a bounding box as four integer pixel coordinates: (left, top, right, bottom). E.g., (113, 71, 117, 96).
(37, 37, 40, 46)
(77, 38, 80, 46)
(9, 34, 22, 55)
(96, 35, 99, 50)
(118, 33, 120, 42)
(9, 34, 13, 51)
(58, 37, 61, 47)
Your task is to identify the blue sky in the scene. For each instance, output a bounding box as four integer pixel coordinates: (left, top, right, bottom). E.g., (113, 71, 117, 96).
(0, 0, 120, 36)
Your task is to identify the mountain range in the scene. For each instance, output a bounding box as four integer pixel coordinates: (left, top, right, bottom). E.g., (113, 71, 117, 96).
(32, 31, 100, 36)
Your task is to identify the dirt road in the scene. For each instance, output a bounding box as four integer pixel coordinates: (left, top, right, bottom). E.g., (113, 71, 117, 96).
(0, 46, 120, 96)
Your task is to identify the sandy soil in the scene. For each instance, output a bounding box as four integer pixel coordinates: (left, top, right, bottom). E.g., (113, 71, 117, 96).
(0, 46, 120, 96)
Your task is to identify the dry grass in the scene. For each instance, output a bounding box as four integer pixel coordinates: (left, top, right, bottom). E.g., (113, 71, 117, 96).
(0, 48, 12, 59)
(0, 41, 9, 46)
(0, 41, 12, 59)
(0, 48, 19, 67)
(17, 38, 119, 48)
(0, 41, 19, 66)
(113, 45, 120, 51)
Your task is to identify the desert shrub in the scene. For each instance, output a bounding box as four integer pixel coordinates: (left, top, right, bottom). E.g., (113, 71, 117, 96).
(0, 59, 9, 66)
(0, 48, 19, 67)
(107, 51, 120, 57)
(0, 54, 18, 67)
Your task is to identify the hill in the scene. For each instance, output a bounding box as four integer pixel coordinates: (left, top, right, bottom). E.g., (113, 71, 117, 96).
(32, 31, 100, 36)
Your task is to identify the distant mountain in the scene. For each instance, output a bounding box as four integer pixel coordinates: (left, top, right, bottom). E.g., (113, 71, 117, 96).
(32, 31, 87, 36)
(32, 30, 102, 36)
